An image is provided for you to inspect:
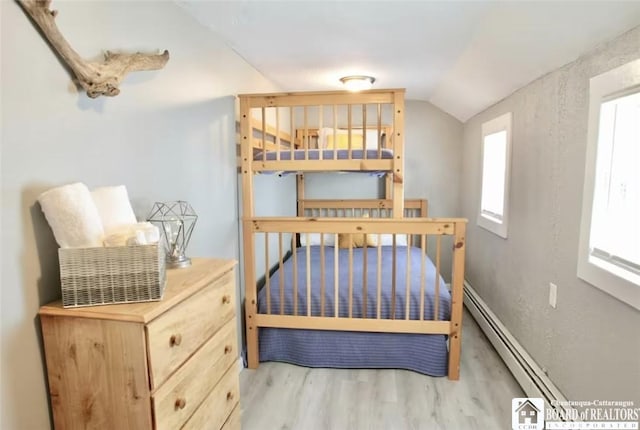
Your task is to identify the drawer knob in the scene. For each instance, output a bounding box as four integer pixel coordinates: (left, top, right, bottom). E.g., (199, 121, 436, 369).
(222, 295, 231, 304)
(224, 345, 232, 354)
(175, 398, 187, 410)
(169, 334, 182, 347)
(226, 391, 234, 401)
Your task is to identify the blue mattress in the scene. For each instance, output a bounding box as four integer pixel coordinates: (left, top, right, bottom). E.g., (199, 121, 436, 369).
(257, 246, 452, 376)
(254, 148, 394, 161)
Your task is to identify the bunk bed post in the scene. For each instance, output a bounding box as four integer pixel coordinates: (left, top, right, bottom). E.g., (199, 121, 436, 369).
(296, 174, 305, 217)
(240, 95, 260, 368)
(392, 90, 405, 217)
(420, 199, 428, 217)
(240, 96, 255, 218)
(419, 199, 428, 250)
(448, 221, 467, 380)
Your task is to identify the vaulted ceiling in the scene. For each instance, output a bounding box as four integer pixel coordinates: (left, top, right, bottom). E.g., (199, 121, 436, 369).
(178, 1, 640, 122)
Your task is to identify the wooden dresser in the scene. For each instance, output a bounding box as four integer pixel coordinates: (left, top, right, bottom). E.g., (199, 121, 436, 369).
(39, 258, 240, 430)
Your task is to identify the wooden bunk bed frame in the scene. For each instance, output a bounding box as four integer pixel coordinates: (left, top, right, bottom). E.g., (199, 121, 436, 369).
(239, 89, 467, 380)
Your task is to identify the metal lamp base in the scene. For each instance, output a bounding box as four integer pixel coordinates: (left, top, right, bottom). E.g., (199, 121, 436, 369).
(166, 256, 192, 269)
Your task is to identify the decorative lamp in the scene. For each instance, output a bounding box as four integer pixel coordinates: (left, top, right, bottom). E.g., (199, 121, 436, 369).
(340, 75, 376, 92)
(147, 201, 198, 269)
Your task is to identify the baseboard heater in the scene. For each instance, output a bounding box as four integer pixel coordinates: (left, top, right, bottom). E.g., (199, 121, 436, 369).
(463, 281, 569, 414)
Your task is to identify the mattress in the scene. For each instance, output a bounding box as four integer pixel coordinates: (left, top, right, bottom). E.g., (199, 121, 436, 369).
(257, 246, 451, 376)
(258, 246, 450, 319)
(253, 148, 394, 161)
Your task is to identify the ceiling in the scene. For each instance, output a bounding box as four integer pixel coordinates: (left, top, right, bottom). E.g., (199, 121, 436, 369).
(178, 1, 640, 122)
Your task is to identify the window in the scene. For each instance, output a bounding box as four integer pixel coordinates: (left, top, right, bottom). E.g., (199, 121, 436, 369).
(578, 59, 640, 310)
(478, 112, 512, 238)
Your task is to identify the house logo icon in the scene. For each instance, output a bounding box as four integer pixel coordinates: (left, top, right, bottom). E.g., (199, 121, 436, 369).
(512, 398, 544, 430)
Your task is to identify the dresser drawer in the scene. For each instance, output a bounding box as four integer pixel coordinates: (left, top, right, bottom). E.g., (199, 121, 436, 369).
(152, 319, 237, 430)
(146, 270, 235, 389)
(221, 405, 241, 430)
(181, 364, 240, 430)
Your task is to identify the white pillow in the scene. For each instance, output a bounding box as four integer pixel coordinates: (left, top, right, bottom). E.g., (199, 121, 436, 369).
(299, 232, 337, 247)
(364, 129, 381, 149)
(368, 233, 409, 247)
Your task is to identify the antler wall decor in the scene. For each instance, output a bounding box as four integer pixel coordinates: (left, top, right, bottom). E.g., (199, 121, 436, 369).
(18, 0, 170, 98)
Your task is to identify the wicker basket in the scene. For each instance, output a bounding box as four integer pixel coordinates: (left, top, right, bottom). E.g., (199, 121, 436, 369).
(58, 244, 167, 308)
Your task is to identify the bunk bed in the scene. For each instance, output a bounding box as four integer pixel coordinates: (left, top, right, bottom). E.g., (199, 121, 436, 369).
(239, 89, 467, 380)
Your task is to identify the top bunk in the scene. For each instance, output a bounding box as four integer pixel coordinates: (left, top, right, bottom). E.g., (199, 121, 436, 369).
(238, 89, 405, 175)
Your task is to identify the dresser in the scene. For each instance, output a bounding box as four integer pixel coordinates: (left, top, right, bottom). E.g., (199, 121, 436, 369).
(39, 258, 240, 430)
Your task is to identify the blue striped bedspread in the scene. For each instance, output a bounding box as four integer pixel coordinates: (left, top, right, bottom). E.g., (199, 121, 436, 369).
(258, 245, 451, 321)
(256, 246, 453, 376)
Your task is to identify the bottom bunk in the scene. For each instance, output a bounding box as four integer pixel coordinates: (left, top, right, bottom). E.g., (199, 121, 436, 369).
(258, 244, 451, 376)
(243, 199, 467, 379)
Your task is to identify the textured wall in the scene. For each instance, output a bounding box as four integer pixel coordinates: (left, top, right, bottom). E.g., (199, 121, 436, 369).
(0, 1, 280, 428)
(460, 26, 640, 402)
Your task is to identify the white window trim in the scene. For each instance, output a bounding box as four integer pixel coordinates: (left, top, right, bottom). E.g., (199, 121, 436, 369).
(477, 112, 513, 239)
(577, 58, 640, 311)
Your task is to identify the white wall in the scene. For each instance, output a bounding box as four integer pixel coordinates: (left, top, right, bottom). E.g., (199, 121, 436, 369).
(403, 100, 464, 218)
(460, 26, 640, 402)
(0, 1, 282, 428)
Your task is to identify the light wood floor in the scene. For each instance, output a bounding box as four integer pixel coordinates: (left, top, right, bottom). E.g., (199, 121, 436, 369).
(239, 309, 523, 430)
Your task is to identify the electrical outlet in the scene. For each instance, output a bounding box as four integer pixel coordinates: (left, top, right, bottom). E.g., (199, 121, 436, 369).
(549, 283, 558, 308)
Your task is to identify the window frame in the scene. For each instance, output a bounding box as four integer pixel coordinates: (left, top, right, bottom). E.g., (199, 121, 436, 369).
(477, 112, 513, 239)
(577, 58, 640, 311)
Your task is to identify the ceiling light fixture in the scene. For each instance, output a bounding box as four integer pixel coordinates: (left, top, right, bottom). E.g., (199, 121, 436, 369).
(340, 75, 375, 92)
